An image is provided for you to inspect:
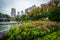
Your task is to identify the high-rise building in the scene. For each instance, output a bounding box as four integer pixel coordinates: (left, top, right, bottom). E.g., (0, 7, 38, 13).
(21, 10, 24, 16)
(17, 11, 20, 16)
(25, 5, 36, 14)
(11, 8, 16, 17)
(32, 5, 36, 8)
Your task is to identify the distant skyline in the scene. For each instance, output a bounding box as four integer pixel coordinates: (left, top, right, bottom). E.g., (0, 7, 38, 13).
(0, 0, 50, 16)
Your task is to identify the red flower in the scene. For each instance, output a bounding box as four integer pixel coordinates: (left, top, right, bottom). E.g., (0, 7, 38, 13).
(18, 24, 23, 28)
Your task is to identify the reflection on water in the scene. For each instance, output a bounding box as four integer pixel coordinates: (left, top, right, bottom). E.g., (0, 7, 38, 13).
(0, 21, 18, 38)
(0, 24, 11, 38)
(0, 25, 11, 32)
(0, 21, 17, 32)
(0, 22, 16, 38)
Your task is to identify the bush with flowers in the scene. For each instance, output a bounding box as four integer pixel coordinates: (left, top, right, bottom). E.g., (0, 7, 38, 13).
(0, 21, 60, 40)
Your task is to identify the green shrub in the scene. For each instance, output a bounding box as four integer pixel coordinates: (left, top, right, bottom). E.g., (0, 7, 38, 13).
(0, 21, 59, 40)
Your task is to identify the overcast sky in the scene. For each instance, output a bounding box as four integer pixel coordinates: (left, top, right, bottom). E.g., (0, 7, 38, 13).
(0, 0, 50, 16)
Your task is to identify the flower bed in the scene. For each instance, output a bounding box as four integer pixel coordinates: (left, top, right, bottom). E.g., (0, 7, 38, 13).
(0, 21, 60, 40)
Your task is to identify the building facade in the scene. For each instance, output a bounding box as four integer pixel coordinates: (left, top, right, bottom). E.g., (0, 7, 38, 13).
(11, 8, 16, 17)
(25, 5, 36, 15)
(21, 10, 24, 16)
(17, 11, 20, 17)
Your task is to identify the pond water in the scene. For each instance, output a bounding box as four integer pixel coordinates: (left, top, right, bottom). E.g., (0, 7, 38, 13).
(0, 24, 11, 38)
(0, 25, 10, 31)
(0, 21, 18, 38)
(0, 21, 18, 31)
(0, 21, 22, 39)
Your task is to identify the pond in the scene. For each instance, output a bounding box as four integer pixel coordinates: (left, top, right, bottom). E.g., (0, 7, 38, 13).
(0, 21, 19, 31)
(0, 21, 20, 38)
(0, 25, 10, 31)
(0, 24, 11, 38)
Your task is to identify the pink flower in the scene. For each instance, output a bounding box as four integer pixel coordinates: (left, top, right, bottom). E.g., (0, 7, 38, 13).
(47, 21, 51, 28)
(18, 24, 23, 28)
(47, 23, 51, 29)
(43, 29, 47, 33)
(41, 25, 44, 29)
(30, 29, 34, 32)
(31, 30, 34, 32)
(17, 34, 21, 39)
(37, 21, 42, 26)
(2, 32, 6, 36)
(44, 30, 46, 33)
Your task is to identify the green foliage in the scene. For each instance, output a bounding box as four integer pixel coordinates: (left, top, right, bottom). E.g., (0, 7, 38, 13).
(5, 14, 10, 22)
(1, 21, 58, 40)
(52, 0, 59, 7)
(20, 15, 26, 21)
(49, 7, 60, 22)
(15, 16, 20, 21)
(0, 13, 10, 22)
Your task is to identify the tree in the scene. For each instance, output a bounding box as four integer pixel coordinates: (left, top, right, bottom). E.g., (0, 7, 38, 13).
(0, 13, 10, 22)
(52, 0, 59, 6)
(49, 7, 60, 22)
(26, 7, 41, 20)
(4, 14, 10, 22)
(15, 16, 20, 21)
(20, 15, 26, 21)
(0, 13, 3, 18)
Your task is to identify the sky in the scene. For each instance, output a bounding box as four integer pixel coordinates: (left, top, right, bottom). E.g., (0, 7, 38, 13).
(0, 0, 50, 16)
